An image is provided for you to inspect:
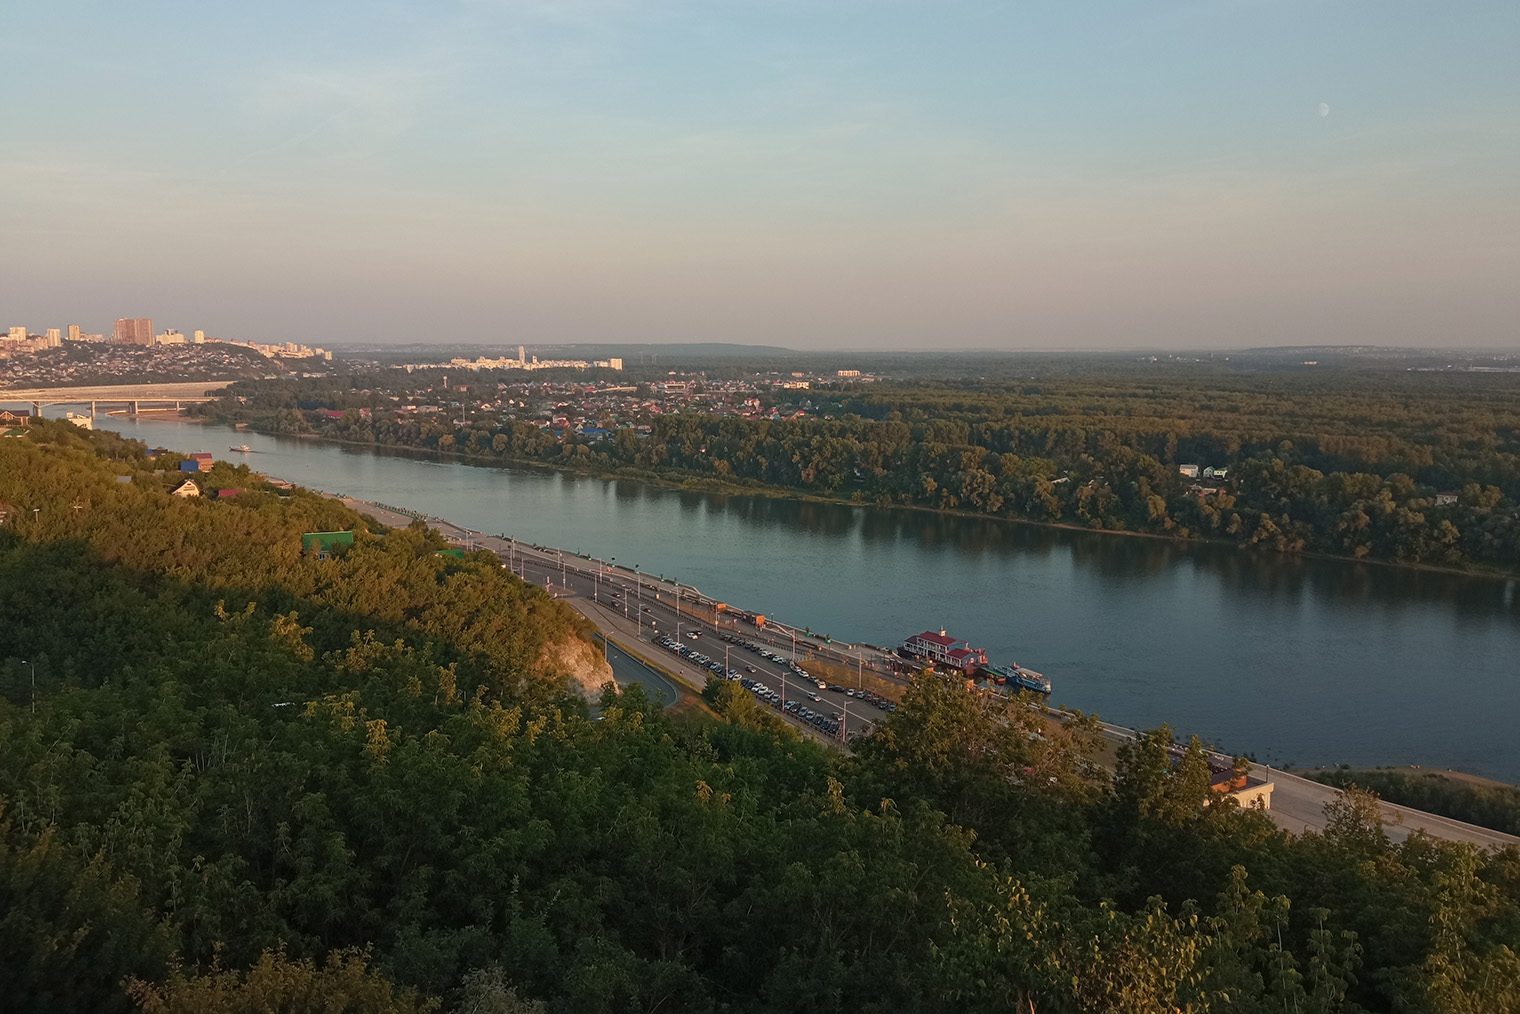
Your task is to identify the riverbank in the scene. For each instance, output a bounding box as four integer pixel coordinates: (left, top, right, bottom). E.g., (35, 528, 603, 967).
(98, 413, 1520, 784)
(324, 483, 1520, 851)
(198, 414, 1520, 581)
(1294, 765, 1520, 838)
(108, 407, 202, 419)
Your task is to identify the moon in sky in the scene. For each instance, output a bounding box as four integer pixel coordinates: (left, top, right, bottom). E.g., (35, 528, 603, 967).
(1319, 102, 1331, 118)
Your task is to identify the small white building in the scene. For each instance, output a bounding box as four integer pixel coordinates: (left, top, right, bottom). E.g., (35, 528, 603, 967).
(1178, 464, 1200, 478)
(171, 479, 201, 497)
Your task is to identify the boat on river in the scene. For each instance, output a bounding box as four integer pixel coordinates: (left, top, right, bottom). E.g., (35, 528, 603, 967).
(986, 663, 1051, 695)
(230, 444, 251, 453)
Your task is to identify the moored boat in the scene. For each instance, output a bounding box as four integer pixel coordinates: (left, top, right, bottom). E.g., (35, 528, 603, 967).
(900, 629, 1053, 694)
(987, 663, 1051, 694)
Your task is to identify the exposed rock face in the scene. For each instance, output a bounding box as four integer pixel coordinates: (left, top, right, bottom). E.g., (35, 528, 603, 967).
(540, 635, 614, 698)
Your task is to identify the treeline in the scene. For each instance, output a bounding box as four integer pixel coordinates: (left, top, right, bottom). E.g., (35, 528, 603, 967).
(196, 367, 1520, 572)
(4, 427, 1520, 1011)
(0, 421, 592, 710)
(1307, 768, 1520, 838)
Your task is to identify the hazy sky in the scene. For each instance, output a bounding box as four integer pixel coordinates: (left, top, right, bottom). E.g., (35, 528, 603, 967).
(3, 1, 1517, 349)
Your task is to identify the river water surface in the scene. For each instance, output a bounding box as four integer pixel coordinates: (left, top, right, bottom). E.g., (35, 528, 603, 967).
(64, 414, 1520, 780)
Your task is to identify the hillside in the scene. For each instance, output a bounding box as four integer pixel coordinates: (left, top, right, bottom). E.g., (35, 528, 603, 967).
(2, 422, 1519, 1013)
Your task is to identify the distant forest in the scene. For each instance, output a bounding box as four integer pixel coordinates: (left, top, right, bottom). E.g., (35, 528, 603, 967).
(195, 364, 1520, 573)
(4, 424, 1520, 1012)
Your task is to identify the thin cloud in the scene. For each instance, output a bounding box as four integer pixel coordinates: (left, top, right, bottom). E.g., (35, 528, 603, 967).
(246, 63, 443, 142)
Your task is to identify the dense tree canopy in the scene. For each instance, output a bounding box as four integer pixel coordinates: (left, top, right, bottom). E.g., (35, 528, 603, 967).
(3, 425, 1520, 1012)
(194, 366, 1520, 572)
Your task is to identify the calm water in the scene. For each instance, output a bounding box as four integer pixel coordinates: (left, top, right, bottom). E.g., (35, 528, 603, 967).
(49, 412, 1520, 779)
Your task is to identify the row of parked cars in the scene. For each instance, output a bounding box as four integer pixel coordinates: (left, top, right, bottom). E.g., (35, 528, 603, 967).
(718, 633, 898, 714)
(653, 635, 741, 682)
(653, 635, 847, 737)
(782, 699, 842, 736)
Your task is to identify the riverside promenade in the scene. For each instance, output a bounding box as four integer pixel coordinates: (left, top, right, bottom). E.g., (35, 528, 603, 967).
(337, 493, 1520, 851)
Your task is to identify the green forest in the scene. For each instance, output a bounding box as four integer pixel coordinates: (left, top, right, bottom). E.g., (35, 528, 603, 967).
(1306, 769, 1520, 839)
(193, 365, 1520, 573)
(3, 422, 1520, 1012)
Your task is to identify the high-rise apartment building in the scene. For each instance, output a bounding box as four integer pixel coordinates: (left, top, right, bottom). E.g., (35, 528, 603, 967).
(113, 318, 154, 345)
(519, 345, 526, 364)
(67, 324, 81, 341)
(44, 329, 61, 347)
(193, 330, 205, 343)
(7, 326, 26, 341)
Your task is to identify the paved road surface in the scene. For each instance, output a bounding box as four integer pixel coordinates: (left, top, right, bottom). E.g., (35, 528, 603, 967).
(0, 381, 231, 402)
(602, 639, 679, 709)
(1089, 722, 1518, 850)
(339, 496, 1520, 850)
(1248, 763, 1518, 848)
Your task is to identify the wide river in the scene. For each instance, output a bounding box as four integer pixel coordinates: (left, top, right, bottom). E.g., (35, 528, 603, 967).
(59, 413, 1520, 780)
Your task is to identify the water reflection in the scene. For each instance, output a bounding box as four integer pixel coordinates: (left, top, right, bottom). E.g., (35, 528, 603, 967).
(51, 411, 1520, 779)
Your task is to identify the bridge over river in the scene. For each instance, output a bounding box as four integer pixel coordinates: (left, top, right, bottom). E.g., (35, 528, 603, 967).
(0, 381, 232, 416)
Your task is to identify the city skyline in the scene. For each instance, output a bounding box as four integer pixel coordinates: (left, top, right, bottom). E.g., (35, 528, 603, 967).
(2, 2, 1517, 350)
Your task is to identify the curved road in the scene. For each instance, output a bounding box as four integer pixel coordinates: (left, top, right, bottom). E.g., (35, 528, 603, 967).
(602, 639, 680, 709)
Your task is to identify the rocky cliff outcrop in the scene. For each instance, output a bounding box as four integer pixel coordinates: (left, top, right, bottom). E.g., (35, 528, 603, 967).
(539, 634, 614, 699)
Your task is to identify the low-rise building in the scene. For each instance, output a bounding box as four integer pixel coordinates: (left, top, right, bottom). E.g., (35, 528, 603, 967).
(302, 530, 356, 560)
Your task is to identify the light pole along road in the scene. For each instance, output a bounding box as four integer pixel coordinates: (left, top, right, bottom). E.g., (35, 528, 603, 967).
(338, 501, 1520, 851)
(478, 533, 871, 744)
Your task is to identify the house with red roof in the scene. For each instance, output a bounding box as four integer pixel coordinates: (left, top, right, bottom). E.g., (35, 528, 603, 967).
(901, 630, 988, 673)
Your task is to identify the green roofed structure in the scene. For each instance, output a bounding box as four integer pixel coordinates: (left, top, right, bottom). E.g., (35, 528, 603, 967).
(302, 530, 356, 560)
(435, 547, 465, 560)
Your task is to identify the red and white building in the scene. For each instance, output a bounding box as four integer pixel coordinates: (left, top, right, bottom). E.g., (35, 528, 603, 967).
(901, 630, 988, 673)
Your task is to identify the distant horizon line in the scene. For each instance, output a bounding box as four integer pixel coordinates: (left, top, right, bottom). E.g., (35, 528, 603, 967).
(323, 341, 1520, 356)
